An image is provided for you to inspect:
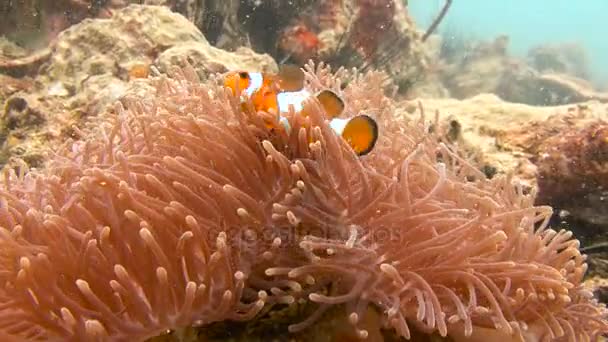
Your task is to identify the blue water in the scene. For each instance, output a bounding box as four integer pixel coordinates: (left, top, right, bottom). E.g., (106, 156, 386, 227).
(409, 0, 608, 89)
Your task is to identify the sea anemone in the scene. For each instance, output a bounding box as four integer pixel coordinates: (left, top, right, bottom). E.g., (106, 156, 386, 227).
(0, 62, 606, 341)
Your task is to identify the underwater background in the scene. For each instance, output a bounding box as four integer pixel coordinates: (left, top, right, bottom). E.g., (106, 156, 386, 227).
(0, 1, 607, 341)
(411, 0, 608, 89)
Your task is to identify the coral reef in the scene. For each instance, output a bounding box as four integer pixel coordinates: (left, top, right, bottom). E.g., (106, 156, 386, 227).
(439, 36, 515, 100)
(0, 0, 433, 168)
(348, 0, 397, 59)
(2, 0, 430, 95)
(317, 0, 428, 91)
(229, 0, 429, 92)
(421, 35, 608, 106)
(1, 1, 608, 340)
(0, 60, 605, 341)
(0, 5, 276, 169)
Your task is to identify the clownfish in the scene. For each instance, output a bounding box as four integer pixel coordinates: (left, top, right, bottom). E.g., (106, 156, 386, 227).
(223, 66, 378, 156)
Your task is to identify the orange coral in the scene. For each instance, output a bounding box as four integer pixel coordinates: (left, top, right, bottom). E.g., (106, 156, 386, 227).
(0, 63, 605, 341)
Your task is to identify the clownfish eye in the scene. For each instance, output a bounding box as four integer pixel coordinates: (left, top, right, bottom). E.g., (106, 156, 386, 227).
(238, 72, 249, 79)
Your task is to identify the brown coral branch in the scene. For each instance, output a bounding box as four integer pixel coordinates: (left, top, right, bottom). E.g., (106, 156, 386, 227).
(422, 0, 453, 42)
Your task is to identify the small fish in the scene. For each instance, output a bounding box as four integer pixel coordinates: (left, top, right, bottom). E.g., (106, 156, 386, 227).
(223, 70, 280, 115)
(223, 67, 378, 156)
(223, 65, 305, 100)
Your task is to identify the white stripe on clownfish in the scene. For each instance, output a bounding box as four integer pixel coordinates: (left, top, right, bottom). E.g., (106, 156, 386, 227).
(279, 116, 291, 132)
(245, 72, 264, 97)
(276, 93, 351, 136)
(276, 89, 343, 135)
(329, 117, 349, 135)
(276, 89, 312, 114)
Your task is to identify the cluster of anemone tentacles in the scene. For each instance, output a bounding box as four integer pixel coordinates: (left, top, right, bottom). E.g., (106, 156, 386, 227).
(0, 62, 606, 341)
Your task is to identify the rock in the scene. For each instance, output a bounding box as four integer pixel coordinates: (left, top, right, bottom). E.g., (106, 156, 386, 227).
(527, 42, 590, 80)
(44, 5, 204, 91)
(38, 4, 276, 106)
(441, 36, 514, 99)
(402, 96, 608, 187)
(400, 94, 565, 187)
(0, 4, 277, 169)
(1, 91, 58, 167)
(77, 74, 131, 115)
(155, 43, 277, 79)
(498, 71, 608, 106)
(0, 75, 32, 104)
(536, 73, 608, 103)
(0, 0, 130, 50)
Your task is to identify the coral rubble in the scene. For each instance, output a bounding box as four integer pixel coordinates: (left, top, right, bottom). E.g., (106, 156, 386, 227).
(0, 60, 605, 341)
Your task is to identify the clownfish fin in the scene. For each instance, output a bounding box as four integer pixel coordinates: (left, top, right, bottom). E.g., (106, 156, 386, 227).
(316, 90, 345, 119)
(278, 64, 305, 91)
(330, 114, 378, 156)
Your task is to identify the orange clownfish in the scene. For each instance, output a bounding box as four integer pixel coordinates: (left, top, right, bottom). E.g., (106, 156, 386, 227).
(223, 65, 304, 111)
(223, 67, 378, 156)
